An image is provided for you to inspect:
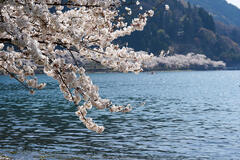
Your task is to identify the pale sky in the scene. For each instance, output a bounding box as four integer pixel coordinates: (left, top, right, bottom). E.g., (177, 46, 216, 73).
(226, 0, 240, 8)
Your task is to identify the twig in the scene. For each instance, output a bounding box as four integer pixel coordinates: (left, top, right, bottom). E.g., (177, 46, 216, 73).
(55, 69, 88, 121)
(0, 64, 34, 92)
(55, 69, 75, 102)
(69, 50, 79, 67)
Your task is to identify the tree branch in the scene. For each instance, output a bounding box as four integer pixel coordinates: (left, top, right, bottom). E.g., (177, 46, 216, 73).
(0, 63, 34, 93)
(0, 38, 12, 44)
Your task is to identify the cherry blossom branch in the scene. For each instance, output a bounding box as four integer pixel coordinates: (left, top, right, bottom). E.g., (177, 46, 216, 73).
(56, 69, 74, 100)
(12, 0, 134, 9)
(69, 50, 79, 67)
(0, 0, 155, 133)
(38, 1, 134, 8)
(0, 63, 35, 94)
(0, 38, 11, 44)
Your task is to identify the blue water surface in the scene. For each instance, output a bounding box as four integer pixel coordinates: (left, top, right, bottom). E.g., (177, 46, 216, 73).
(0, 71, 240, 159)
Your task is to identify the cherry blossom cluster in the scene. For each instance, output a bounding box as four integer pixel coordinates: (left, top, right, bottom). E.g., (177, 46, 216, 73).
(0, 50, 46, 94)
(0, 0, 155, 133)
(0, 0, 225, 133)
(147, 52, 226, 70)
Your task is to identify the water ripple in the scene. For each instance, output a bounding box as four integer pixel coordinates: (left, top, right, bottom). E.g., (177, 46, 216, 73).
(1, 71, 240, 159)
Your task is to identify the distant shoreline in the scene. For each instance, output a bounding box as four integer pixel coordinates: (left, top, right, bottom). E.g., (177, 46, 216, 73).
(1, 68, 239, 75)
(2, 62, 240, 75)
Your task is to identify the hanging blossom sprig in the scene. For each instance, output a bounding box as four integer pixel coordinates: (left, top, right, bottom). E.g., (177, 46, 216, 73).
(0, 0, 157, 133)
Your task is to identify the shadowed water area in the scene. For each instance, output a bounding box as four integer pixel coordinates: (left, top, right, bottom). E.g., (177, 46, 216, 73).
(0, 71, 240, 159)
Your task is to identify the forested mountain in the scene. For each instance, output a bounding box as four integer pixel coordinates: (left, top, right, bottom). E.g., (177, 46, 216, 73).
(185, 0, 240, 26)
(119, 0, 240, 66)
(185, 0, 240, 56)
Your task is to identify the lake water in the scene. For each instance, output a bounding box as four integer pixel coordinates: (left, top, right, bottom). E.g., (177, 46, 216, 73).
(0, 71, 240, 160)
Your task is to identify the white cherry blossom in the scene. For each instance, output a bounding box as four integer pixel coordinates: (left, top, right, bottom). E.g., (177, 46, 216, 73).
(0, 0, 225, 133)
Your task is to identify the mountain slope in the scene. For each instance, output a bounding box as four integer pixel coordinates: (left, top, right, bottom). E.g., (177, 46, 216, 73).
(118, 0, 240, 66)
(185, 0, 240, 26)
